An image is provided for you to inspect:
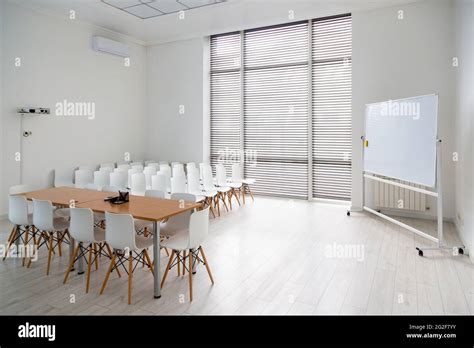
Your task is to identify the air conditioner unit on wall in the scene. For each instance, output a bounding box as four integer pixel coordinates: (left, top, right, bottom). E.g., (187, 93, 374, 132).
(92, 36, 130, 58)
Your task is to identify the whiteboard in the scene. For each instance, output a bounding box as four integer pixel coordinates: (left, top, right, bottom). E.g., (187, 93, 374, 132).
(364, 94, 438, 187)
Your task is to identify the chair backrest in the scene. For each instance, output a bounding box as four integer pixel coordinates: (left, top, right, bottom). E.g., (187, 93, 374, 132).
(130, 161, 143, 167)
(186, 162, 196, 170)
(145, 190, 165, 199)
(144, 160, 156, 165)
(151, 173, 167, 192)
(171, 175, 187, 194)
(117, 164, 131, 171)
(215, 164, 228, 186)
(9, 195, 29, 226)
(143, 167, 157, 188)
(110, 171, 127, 190)
(131, 164, 144, 172)
(69, 208, 95, 243)
(127, 168, 142, 187)
(232, 163, 243, 183)
(171, 161, 181, 167)
(172, 165, 185, 178)
(105, 212, 137, 251)
(100, 163, 115, 169)
(199, 163, 206, 180)
(160, 163, 171, 173)
(187, 171, 201, 194)
(9, 184, 35, 195)
(147, 163, 159, 171)
(131, 173, 146, 196)
(99, 167, 114, 175)
(188, 207, 210, 249)
(202, 166, 215, 190)
(162, 193, 195, 233)
(33, 199, 54, 231)
(94, 170, 110, 190)
(54, 168, 74, 187)
(75, 170, 94, 188)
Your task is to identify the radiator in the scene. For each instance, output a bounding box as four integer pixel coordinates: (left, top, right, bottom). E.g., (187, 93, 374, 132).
(373, 176, 427, 212)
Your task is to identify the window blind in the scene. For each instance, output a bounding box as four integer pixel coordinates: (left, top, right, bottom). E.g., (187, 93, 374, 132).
(312, 15, 352, 200)
(210, 33, 241, 171)
(210, 14, 352, 201)
(244, 22, 309, 198)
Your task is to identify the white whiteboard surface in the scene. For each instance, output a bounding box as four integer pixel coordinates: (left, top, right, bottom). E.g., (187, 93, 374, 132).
(364, 94, 438, 187)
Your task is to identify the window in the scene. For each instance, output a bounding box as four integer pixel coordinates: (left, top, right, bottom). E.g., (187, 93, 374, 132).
(210, 14, 352, 200)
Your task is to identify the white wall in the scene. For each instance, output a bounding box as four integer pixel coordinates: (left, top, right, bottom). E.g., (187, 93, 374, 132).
(1, 2, 147, 214)
(352, 0, 456, 219)
(145, 38, 205, 164)
(454, 0, 473, 260)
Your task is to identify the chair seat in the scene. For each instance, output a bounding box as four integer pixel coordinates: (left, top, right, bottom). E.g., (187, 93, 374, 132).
(217, 186, 231, 193)
(228, 182, 242, 189)
(135, 235, 153, 250)
(160, 230, 189, 251)
(75, 226, 106, 244)
(53, 216, 70, 231)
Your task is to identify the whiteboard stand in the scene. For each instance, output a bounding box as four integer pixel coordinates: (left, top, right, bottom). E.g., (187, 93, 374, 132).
(347, 137, 466, 257)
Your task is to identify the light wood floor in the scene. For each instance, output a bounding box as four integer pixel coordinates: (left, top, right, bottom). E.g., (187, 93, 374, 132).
(0, 197, 472, 315)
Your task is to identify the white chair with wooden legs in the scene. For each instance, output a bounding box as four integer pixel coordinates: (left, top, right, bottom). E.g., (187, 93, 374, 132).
(134, 190, 166, 235)
(110, 171, 127, 191)
(229, 163, 246, 203)
(3, 195, 35, 265)
(161, 207, 213, 302)
(202, 166, 228, 216)
(170, 175, 187, 194)
(143, 166, 157, 189)
(100, 212, 154, 305)
(130, 173, 146, 196)
(30, 199, 70, 275)
(216, 164, 241, 210)
(75, 169, 94, 189)
(63, 208, 119, 293)
(151, 172, 168, 195)
(187, 171, 216, 218)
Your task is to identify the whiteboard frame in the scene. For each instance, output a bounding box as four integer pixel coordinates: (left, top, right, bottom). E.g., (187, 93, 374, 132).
(364, 93, 439, 188)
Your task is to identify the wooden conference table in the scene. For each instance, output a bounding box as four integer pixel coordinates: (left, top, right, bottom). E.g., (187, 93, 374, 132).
(21, 187, 200, 298)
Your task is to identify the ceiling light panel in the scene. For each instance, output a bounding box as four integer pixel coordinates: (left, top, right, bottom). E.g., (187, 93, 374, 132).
(102, 0, 142, 8)
(124, 4, 161, 18)
(148, 0, 187, 13)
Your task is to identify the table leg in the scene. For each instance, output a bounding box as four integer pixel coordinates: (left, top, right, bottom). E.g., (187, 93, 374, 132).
(77, 242, 84, 274)
(69, 238, 75, 271)
(153, 221, 161, 298)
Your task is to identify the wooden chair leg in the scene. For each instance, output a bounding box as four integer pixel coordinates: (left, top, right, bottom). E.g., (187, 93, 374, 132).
(3, 226, 18, 261)
(177, 251, 181, 276)
(22, 227, 30, 266)
(128, 251, 133, 305)
(227, 192, 233, 210)
(6, 225, 16, 243)
(100, 253, 116, 294)
(161, 250, 175, 288)
(143, 249, 154, 274)
(46, 233, 54, 276)
(188, 249, 193, 301)
(182, 251, 187, 276)
(93, 243, 98, 271)
(57, 232, 63, 257)
(241, 186, 246, 204)
(86, 244, 93, 293)
(63, 245, 80, 284)
(234, 189, 241, 206)
(27, 231, 43, 268)
(199, 247, 214, 284)
(104, 243, 121, 277)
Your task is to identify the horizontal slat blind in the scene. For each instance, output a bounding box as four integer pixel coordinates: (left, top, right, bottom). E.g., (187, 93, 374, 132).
(312, 15, 352, 200)
(244, 22, 309, 198)
(210, 33, 241, 170)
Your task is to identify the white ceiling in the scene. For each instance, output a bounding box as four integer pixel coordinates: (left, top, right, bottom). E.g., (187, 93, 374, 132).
(9, 0, 421, 45)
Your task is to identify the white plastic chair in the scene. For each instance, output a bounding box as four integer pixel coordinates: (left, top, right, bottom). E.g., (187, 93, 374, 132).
(143, 166, 157, 189)
(161, 207, 213, 302)
(3, 195, 34, 262)
(171, 175, 187, 194)
(134, 190, 166, 235)
(75, 170, 94, 189)
(159, 166, 172, 192)
(31, 199, 70, 275)
(131, 164, 144, 171)
(172, 165, 186, 178)
(216, 164, 240, 209)
(127, 167, 142, 188)
(144, 160, 156, 165)
(117, 164, 131, 171)
(78, 165, 98, 172)
(203, 166, 228, 215)
(93, 170, 110, 191)
(63, 208, 118, 293)
(110, 171, 127, 190)
(100, 212, 154, 304)
(151, 173, 168, 193)
(131, 173, 146, 196)
(54, 168, 74, 188)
